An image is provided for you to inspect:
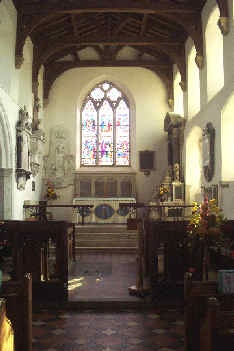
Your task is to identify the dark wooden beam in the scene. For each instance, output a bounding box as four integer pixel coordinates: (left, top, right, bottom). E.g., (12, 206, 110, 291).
(113, 16, 132, 35)
(71, 14, 79, 37)
(216, 0, 229, 17)
(21, 0, 202, 16)
(15, 2, 205, 67)
(34, 37, 183, 77)
(216, 0, 230, 35)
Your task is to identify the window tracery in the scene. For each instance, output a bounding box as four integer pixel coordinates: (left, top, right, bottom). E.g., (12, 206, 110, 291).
(81, 81, 130, 166)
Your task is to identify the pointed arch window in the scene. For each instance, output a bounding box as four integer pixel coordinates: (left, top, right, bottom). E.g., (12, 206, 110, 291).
(81, 81, 130, 166)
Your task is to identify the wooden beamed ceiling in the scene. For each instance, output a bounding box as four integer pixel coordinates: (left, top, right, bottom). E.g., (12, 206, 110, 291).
(12, 0, 230, 117)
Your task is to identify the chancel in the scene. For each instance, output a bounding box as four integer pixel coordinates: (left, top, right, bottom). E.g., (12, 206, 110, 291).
(0, 0, 234, 351)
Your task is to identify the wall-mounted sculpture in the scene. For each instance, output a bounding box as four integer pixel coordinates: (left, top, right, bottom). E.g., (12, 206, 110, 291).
(16, 106, 32, 190)
(164, 112, 186, 182)
(202, 122, 215, 182)
(44, 126, 75, 188)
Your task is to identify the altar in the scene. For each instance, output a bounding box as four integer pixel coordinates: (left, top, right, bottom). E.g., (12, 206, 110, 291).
(73, 197, 136, 224)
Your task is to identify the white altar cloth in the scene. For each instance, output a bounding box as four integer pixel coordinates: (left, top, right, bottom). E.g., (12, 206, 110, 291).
(73, 197, 136, 224)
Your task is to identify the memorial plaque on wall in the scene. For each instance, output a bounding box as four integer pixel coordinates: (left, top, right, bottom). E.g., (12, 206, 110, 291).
(139, 150, 155, 171)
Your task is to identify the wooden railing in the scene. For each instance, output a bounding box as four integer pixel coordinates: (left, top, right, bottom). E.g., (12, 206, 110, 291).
(0, 220, 71, 302)
(23, 202, 93, 225)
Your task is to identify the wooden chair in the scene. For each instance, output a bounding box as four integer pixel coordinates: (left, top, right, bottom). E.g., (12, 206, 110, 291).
(200, 297, 234, 351)
(1, 273, 32, 351)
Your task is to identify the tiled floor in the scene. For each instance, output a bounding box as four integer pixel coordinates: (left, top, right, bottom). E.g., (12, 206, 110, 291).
(32, 308, 184, 351)
(68, 253, 146, 302)
(33, 252, 185, 350)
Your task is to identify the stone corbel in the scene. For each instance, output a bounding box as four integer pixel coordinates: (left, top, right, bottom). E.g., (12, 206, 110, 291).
(217, 17, 229, 35)
(168, 98, 174, 110)
(195, 53, 204, 69)
(179, 80, 186, 92)
(15, 54, 24, 69)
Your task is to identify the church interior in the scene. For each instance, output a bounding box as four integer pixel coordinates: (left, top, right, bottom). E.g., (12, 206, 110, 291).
(0, 0, 234, 350)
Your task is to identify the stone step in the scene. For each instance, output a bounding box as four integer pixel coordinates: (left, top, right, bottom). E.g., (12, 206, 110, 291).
(75, 247, 138, 253)
(76, 224, 137, 234)
(74, 224, 138, 249)
(76, 232, 138, 239)
(77, 240, 137, 247)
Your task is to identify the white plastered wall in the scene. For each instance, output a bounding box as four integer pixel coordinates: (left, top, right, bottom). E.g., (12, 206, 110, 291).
(183, 0, 234, 218)
(173, 64, 184, 116)
(44, 67, 169, 203)
(0, 0, 44, 219)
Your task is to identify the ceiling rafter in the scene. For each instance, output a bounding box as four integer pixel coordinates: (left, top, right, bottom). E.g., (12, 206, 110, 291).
(15, 1, 206, 67)
(33, 36, 184, 75)
(140, 14, 148, 37)
(71, 14, 79, 37)
(17, 1, 204, 16)
(13, 0, 220, 128)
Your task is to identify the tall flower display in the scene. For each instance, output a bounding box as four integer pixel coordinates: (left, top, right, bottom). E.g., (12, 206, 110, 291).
(186, 196, 226, 279)
(187, 197, 225, 240)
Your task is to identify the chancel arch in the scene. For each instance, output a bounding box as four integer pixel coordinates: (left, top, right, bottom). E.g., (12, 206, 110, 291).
(185, 126, 203, 203)
(221, 92, 234, 181)
(205, 5, 224, 101)
(187, 43, 201, 119)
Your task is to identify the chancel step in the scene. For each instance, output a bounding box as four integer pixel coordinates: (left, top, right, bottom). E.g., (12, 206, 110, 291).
(75, 224, 138, 251)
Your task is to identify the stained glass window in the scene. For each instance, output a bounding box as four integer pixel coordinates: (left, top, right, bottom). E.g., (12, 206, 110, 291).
(81, 82, 130, 166)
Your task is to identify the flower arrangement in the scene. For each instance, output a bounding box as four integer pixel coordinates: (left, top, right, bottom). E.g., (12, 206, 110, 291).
(159, 184, 169, 201)
(186, 196, 226, 280)
(45, 181, 57, 200)
(187, 197, 225, 240)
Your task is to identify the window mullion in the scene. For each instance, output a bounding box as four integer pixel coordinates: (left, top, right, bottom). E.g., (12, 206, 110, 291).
(97, 109, 99, 165)
(113, 107, 116, 166)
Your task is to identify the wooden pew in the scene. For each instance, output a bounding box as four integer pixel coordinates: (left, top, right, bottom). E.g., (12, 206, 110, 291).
(184, 272, 217, 351)
(0, 299, 14, 351)
(1, 220, 69, 301)
(144, 220, 189, 302)
(1, 273, 32, 351)
(184, 272, 234, 351)
(200, 297, 234, 351)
